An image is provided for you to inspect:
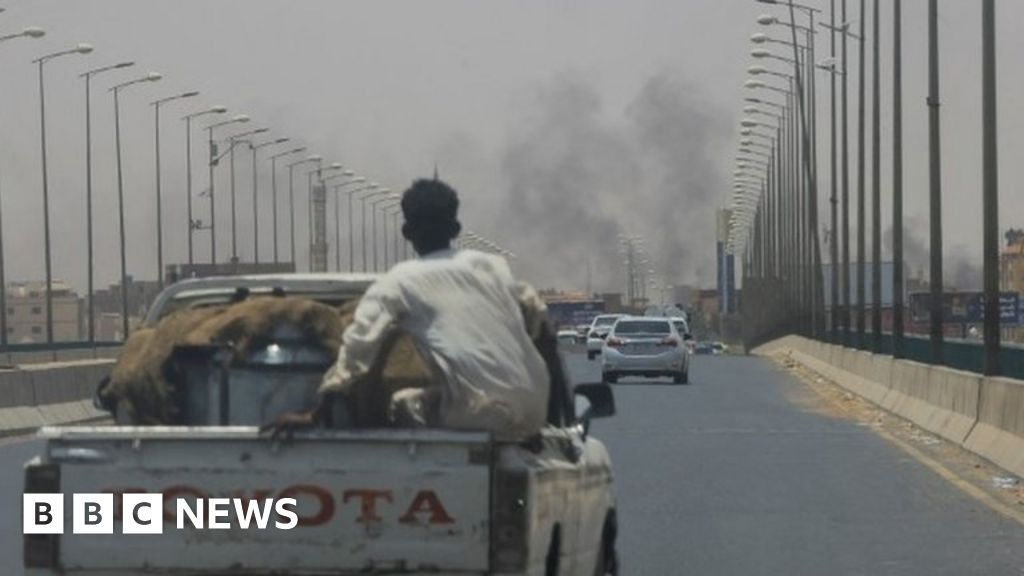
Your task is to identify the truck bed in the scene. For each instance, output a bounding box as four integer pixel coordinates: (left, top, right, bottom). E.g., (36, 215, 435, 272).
(27, 426, 493, 575)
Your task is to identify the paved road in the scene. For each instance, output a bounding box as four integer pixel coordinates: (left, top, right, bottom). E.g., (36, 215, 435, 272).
(565, 352, 1024, 575)
(0, 353, 1022, 574)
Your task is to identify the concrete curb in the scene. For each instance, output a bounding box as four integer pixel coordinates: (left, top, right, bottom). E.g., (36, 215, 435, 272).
(757, 336, 1024, 478)
(0, 359, 114, 436)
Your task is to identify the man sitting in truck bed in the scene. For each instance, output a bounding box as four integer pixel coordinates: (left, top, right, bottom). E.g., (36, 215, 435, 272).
(318, 178, 551, 440)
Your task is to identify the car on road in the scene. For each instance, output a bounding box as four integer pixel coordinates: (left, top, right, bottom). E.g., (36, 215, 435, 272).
(693, 341, 715, 355)
(586, 314, 628, 360)
(601, 316, 690, 384)
(557, 328, 581, 347)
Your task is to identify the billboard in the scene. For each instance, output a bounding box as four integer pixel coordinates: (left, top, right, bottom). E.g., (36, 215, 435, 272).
(545, 300, 605, 329)
(908, 291, 1019, 325)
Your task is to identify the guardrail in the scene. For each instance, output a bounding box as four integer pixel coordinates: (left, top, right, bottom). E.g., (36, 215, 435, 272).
(0, 341, 122, 367)
(760, 336, 1024, 479)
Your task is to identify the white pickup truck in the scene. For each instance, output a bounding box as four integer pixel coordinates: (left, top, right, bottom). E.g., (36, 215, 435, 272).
(23, 274, 619, 576)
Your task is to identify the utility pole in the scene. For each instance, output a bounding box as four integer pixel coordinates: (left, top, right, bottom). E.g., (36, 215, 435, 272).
(841, 0, 851, 342)
(981, 0, 1000, 376)
(927, 0, 944, 364)
(855, 0, 866, 346)
(828, 0, 839, 339)
(870, 0, 882, 351)
(892, 0, 905, 358)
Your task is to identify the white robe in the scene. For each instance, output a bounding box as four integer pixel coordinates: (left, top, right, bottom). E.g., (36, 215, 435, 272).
(321, 248, 550, 440)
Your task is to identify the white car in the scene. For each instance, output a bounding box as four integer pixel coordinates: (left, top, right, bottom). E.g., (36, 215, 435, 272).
(586, 314, 628, 360)
(601, 316, 690, 384)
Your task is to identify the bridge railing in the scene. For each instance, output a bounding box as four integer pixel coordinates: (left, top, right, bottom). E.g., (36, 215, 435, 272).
(0, 341, 122, 367)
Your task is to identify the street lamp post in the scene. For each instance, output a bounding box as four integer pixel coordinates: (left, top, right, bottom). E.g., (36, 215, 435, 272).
(927, 0, 943, 363)
(151, 90, 199, 287)
(345, 182, 376, 272)
(82, 61, 134, 344)
(268, 147, 306, 264)
(892, 0, 904, 357)
(183, 105, 228, 267)
(0, 26, 46, 348)
(286, 155, 321, 268)
(321, 174, 359, 271)
(981, 0, 999, 375)
(249, 137, 289, 264)
(35, 43, 93, 346)
(111, 71, 162, 340)
(871, 0, 882, 351)
(205, 114, 250, 264)
(380, 201, 401, 269)
(370, 195, 399, 272)
(359, 189, 391, 272)
(226, 127, 268, 262)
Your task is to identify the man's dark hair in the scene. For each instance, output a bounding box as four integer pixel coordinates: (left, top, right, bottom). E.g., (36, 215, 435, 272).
(401, 178, 461, 254)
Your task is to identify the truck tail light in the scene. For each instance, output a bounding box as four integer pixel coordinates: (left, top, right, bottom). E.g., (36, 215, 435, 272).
(657, 338, 679, 348)
(24, 463, 60, 569)
(606, 337, 626, 348)
(492, 469, 529, 573)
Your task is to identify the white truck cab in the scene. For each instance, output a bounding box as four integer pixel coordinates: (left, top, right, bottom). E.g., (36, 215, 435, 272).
(23, 274, 619, 576)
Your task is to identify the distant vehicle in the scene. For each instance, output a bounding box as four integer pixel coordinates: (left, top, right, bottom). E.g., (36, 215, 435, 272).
(693, 341, 715, 355)
(711, 341, 729, 355)
(557, 328, 581, 346)
(601, 317, 690, 384)
(586, 314, 628, 360)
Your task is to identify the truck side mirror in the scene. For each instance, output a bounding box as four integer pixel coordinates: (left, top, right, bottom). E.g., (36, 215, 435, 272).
(575, 383, 616, 419)
(93, 376, 116, 415)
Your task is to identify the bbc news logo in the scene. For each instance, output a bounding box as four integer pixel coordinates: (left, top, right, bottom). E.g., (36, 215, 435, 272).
(24, 494, 299, 535)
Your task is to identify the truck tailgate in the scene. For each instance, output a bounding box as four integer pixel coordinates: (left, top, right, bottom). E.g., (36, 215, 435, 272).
(32, 426, 491, 574)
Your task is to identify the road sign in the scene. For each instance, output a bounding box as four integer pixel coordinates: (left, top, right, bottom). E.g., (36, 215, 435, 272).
(908, 291, 1019, 324)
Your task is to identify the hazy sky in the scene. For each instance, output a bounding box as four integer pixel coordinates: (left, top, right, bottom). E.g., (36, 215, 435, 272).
(0, 0, 1019, 296)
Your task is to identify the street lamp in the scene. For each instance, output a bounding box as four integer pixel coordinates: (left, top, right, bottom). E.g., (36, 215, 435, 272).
(383, 205, 402, 268)
(111, 71, 162, 340)
(34, 42, 93, 346)
(344, 182, 376, 271)
(376, 198, 401, 271)
(183, 105, 228, 266)
(224, 127, 269, 262)
(0, 26, 47, 348)
(151, 90, 199, 287)
(286, 155, 321, 267)
(357, 188, 390, 271)
(205, 114, 249, 264)
(80, 61, 134, 343)
(248, 137, 288, 264)
(368, 193, 399, 272)
(268, 146, 306, 264)
(323, 175, 362, 271)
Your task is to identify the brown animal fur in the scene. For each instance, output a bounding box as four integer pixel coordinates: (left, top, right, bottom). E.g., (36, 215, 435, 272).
(105, 296, 434, 426)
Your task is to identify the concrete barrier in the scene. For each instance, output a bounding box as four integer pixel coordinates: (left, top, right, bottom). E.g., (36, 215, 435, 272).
(756, 335, 1024, 478)
(0, 359, 113, 436)
(965, 377, 1024, 478)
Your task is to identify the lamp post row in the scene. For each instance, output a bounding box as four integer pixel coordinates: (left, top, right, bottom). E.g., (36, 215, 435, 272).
(732, 0, 1001, 376)
(0, 24, 400, 347)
